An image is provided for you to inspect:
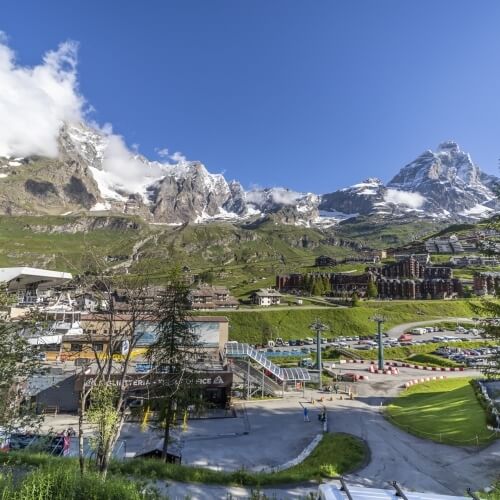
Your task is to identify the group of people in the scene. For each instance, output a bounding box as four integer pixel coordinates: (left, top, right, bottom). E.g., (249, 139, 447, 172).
(327, 383, 340, 394)
(302, 406, 326, 422)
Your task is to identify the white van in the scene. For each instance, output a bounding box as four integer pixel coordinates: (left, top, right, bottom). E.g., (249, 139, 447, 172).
(411, 328, 427, 335)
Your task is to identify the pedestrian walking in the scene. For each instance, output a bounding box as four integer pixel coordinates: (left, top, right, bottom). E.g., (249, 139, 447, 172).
(303, 406, 310, 422)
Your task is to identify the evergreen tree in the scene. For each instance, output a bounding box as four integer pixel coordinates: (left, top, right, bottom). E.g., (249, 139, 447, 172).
(351, 291, 360, 307)
(147, 270, 202, 461)
(366, 280, 378, 299)
(312, 277, 324, 296)
(322, 276, 331, 294)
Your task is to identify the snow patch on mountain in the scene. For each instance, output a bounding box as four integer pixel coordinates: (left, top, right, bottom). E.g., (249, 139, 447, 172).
(14, 122, 499, 225)
(341, 178, 383, 196)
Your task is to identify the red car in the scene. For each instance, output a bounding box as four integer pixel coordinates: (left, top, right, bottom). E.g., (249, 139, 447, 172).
(398, 333, 412, 342)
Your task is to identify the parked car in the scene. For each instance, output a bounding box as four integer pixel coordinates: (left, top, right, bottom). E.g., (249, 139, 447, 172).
(339, 372, 359, 382)
(299, 358, 314, 368)
(398, 333, 412, 342)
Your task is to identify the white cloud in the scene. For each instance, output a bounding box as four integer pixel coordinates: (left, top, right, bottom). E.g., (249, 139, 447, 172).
(169, 151, 186, 163)
(246, 187, 303, 206)
(0, 36, 85, 158)
(0, 35, 193, 198)
(385, 189, 426, 208)
(100, 134, 164, 194)
(156, 147, 169, 158)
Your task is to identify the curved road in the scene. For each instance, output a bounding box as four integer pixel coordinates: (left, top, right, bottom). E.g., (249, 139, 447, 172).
(161, 364, 499, 499)
(161, 317, 495, 499)
(386, 317, 475, 337)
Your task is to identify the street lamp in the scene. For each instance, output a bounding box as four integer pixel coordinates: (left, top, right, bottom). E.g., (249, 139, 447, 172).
(309, 319, 329, 390)
(371, 315, 386, 371)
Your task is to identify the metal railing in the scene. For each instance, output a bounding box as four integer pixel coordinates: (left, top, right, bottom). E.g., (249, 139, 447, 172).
(225, 343, 310, 381)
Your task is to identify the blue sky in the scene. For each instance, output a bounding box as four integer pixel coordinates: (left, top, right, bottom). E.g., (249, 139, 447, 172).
(2, 0, 500, 193)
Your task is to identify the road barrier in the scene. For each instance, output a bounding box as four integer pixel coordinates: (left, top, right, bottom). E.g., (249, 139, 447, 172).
(368, 364, 399, 375)
(400, 363, 466, 372)
(403, 375, 447, 388)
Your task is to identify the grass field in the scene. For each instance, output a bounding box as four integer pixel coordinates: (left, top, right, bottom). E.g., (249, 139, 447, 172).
(387, 378, 496, 445)
(114, 432, 367, 485)
(208, 300, 481, 343)
(0, 433, 367, 487)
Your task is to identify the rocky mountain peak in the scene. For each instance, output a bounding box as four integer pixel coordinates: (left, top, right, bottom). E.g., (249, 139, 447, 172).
(436, 140, 460, 153)
(1, 122, 499, 225)
(319, 142, 499, 220)
(58, 122, 107, 170)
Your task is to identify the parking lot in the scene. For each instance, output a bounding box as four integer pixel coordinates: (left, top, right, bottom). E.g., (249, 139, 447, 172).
(250, 318, 497, 368)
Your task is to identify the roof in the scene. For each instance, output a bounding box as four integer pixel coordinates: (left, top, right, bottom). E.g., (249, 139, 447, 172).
(318, 483, 469, 500)
(0, 267, 72, 291)
(253, 288, 282, 297)
(81, 314, 229, 323)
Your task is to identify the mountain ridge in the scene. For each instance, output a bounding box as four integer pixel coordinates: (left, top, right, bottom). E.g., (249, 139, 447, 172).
(0, 123, 498, 225)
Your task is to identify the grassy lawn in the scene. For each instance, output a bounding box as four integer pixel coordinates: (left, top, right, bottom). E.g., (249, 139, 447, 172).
(0, 433, 367, 487)
(209, 300, 481, 343)
(483, 482, 500, 499)
(387, 377, 496, 446)
(112, 432, 366, 485)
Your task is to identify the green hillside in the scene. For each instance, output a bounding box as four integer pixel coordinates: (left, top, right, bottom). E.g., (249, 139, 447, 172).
(204, 300, 480, 343)
(0, 214, 496, 299)
(0, 215, 363, 292)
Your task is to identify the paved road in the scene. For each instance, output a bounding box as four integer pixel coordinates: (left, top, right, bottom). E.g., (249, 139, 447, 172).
(386, 317, 476, 338)
(334, 399, 499, 495)
(160, 365, 498, 499)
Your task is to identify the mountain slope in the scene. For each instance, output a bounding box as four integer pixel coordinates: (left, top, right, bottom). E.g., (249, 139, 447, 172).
(320, 142, 499, 221)
(388, 141, 499, 217)
(0, 122, 498, 225)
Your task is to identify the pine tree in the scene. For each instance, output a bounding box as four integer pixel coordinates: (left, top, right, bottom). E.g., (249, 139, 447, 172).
(366, 280, 378, 299)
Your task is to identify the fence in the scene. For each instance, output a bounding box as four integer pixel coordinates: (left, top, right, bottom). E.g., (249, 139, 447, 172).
(385, 411, 499, 446)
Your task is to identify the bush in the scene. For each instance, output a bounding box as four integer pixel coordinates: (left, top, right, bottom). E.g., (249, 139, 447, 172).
(0, 466, 156, 500)
(470, 380, 499, 428)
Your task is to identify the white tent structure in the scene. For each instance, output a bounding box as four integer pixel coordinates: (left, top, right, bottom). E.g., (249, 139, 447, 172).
(0, 267, 72, 305)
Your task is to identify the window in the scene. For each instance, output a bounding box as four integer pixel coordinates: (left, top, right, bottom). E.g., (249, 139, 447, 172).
(70, 343, 83, 352)
(92, 343, 104, 352)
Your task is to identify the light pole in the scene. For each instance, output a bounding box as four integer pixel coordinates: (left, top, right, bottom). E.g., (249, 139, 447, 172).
(372, 315, 386, 371)
(310, 319, 329, 390)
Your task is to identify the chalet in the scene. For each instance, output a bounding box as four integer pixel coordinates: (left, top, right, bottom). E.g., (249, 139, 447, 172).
(189, 285, 239, 310)
(250, 288, 282, 306)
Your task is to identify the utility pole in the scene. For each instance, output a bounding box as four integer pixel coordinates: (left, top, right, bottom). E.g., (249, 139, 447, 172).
(372, 315, 386, 370)
(310, 319, 329, 391)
